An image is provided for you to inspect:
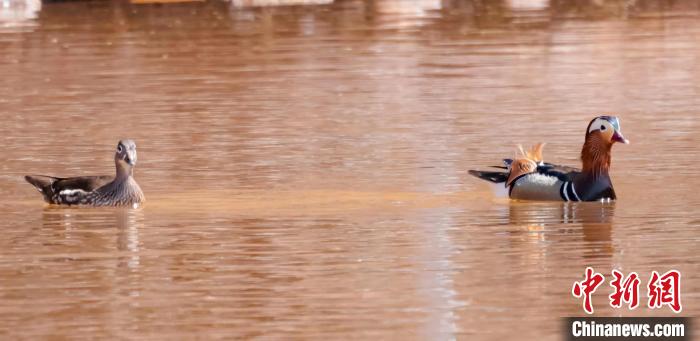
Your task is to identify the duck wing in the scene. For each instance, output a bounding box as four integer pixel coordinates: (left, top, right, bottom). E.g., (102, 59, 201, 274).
(468, 169, 509, 183)
(471, 143, 579, 187)
(535, 163, 580, 182)
(53, 176, 113, 192)
(25, 175, 112, 204)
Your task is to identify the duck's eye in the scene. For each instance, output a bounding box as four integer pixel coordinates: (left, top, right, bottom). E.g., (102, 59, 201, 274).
(117, 145, 123, 153)
(600, 125, 606, 131)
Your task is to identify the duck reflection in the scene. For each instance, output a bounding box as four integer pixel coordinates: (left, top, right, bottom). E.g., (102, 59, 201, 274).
(0, 0, 40, 27)
(507, 201, 615, 259)
(40, 207, 144, 270)
(115, 208, 143, 270)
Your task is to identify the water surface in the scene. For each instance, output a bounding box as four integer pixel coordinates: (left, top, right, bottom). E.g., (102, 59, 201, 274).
(1, 0, 699, 339)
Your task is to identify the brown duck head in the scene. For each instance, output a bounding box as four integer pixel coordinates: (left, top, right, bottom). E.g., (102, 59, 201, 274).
(581, 116, 628, 177)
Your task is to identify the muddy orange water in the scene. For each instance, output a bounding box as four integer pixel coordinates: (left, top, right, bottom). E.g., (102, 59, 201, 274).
(1, 0, 700, 339)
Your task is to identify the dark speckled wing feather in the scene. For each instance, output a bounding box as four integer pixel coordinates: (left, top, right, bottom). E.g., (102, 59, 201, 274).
(468, 170, 509, 183)
(472, 160, 581, 184)
(25, 175, 112, 204)
(51, 176, 112, 192)
(535, 163, 580, 182)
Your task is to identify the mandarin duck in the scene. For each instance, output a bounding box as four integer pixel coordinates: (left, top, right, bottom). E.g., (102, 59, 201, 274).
(469, 116, 629, 202)
(25, 140, 145, 207)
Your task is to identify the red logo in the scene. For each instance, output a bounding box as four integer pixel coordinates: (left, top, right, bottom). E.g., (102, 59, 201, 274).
(572, 268, 682, 314)
(572, 267, 605, 314)
(648, 270, 682, 313)
(609, 270, 640, 309)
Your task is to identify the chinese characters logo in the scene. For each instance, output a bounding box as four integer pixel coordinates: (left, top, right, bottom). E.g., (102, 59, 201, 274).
(572, 267, 681, 314)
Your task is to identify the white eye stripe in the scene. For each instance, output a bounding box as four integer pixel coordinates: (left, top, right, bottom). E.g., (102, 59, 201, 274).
(589, 119, 612, 133)
(117, 145, 123, 153)
(588, 119, 602, 133)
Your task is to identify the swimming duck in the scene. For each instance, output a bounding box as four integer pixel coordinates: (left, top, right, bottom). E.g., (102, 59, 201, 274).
(469, 116, 629, 202)
(25, 139, 145, 207)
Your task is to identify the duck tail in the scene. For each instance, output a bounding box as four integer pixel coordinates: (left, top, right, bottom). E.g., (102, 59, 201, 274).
(468, 170, 509, 184)
(25, 175, 58, 201)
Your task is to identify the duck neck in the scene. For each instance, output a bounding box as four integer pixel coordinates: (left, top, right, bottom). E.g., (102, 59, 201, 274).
(115, 162, 133, 181)
(580, 134, 612, 180)
(99, 172, 145, 205)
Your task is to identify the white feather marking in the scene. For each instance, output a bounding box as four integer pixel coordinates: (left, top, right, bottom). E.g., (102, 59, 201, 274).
(570, 182, 581, 201)
(59, 189, 87, 196)
(521, 173, 559, 186)
(562, 182, 570, 201)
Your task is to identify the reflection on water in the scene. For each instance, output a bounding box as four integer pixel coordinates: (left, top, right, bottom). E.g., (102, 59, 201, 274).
(508, 202, 614, 259)
(39, 208, 143, 262)
(506, 0, 549, 11)
(1, 0, 700, 339)
(231, 0, 334, 7)
(0, 0, 40, 30)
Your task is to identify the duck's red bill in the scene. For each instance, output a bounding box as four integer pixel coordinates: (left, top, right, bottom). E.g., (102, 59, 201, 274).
(612, 131, 629, 144)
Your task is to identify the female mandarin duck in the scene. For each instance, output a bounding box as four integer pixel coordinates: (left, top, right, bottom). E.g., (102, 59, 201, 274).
(469, 116, 629, 202)
(25, 140, 145, 207)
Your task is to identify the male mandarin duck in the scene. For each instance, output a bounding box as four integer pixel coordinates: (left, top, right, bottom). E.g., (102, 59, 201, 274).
(469, 116, 629, 202)
(25, 140, 145, 207)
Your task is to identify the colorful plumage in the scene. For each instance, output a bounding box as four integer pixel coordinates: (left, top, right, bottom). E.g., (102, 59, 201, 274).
(25, 140, 145, 207)
(469, 116, 629, 202)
